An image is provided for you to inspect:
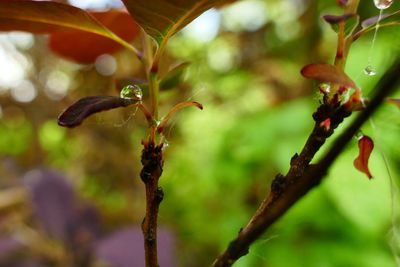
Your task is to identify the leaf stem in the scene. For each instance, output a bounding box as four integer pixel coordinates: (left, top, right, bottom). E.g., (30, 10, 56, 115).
(138, 103, 154, 127)
(157, 101, 203, 134)
(334, 0, 360, 69)
(143, 32, 160, 120)
(149, 72, 160, 120)
(346, 0, 360, 14)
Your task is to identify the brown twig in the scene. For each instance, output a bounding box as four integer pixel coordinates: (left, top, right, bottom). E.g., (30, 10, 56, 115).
(140, 139, 164, 267)
(211, 59, 400, 267)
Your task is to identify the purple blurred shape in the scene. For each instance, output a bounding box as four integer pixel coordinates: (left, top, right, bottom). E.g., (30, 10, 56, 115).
(11, 262, 43, 267)
(95, 227, 176, 267)
(24, 169, 75, 242)
(67, 205, 101, 246)
(22, 169, 175, 267)
(0, 236, 23, 260)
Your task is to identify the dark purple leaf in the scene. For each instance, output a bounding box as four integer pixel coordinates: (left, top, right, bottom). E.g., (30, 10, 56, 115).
(23, 169, 102, 252)
(58, 96, 138, 128)
(323, 13, 355, 24)
(361, 12, 393, 28)
(24, 169, 75, 242)
(95, 227, 176, 267)
(354, 10, 400, 40)
(322, 13, 359, 37)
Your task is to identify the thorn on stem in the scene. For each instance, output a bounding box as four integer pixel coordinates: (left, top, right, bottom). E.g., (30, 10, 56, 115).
(155, 187, 164, 203)
(271, 174, 286, 198)
(290, 153, 299, 166)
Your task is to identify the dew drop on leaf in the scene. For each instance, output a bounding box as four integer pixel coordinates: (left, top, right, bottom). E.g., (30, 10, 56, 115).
(374, 0, 394, 9)
(120, 85, 143, 100)
(364, 65, 377, 76)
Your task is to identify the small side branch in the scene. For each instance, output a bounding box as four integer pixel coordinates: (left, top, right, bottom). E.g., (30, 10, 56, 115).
(212, 60, 400, 267)
(140, 140, 164, 267)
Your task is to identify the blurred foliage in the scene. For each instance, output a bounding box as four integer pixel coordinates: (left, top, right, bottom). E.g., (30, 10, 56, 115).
(0, 0, 400, 266)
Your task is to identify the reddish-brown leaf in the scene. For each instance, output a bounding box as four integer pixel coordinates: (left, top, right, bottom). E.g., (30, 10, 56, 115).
(122, 0, 233, 45)
(58, 96, 137, 128)
(353, 135, 374, 179)
(48, 11, 140, 64)
(0, 1, 138, 54)
(301, 64, 357, 89)
(121, 0, 235, 63)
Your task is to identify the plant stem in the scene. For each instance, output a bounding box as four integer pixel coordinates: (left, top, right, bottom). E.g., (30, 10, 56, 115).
(140, 139, 164, 267)
(334, 0, 360, 69)
(149, 71, 159, 120)
(211, 58, 400, 267)
(141, 29, 162, 267)
(211, 101, 351, 267)
(143, 33, 159, 120)
(346, 0, 360, 14)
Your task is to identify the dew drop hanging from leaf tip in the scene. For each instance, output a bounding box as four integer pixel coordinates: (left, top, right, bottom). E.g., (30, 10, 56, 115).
(120, 85, 143, 101)
(374, 0, 394, 10)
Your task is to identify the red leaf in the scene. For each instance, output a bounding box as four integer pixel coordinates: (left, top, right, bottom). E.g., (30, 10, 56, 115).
(301, 64, 357, 89)
(353, 135, 374, 179)
(0, 1, 139, 56)
(49, 11, 140, 64)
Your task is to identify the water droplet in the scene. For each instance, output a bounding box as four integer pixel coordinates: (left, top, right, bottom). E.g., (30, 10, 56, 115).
(120, 85, 143, 100)
(374, 0, 394, 9)
(319, 83, 331, 94)
(163, 139, 169, 149)
(355, 131, 364, 140)
(364, 65, 377, 76)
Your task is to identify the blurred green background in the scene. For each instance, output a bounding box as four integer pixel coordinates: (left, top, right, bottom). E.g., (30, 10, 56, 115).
(0, 0, 400, 266)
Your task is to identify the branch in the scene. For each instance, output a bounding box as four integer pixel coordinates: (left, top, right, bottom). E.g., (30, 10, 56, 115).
(140, 139, 164, 267)
(212, 59, 400, 267)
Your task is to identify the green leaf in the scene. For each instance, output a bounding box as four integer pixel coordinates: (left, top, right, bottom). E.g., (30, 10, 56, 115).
(0, 0, 139, 55)
(354, 10, 400, 40)
(160, 62, 190, 90)
(121, 0, 233, 60)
